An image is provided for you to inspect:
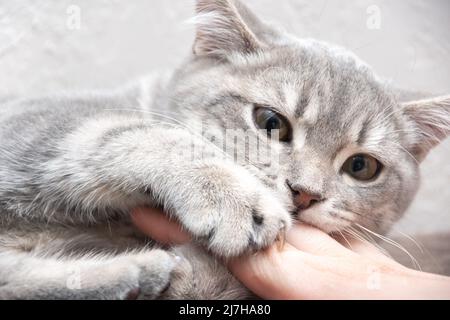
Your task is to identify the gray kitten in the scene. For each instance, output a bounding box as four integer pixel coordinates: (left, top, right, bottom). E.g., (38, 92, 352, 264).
(0, 0, 449, 299)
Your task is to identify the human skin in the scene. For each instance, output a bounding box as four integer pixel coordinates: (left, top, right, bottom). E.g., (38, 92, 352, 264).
(131, 207, 450, 300)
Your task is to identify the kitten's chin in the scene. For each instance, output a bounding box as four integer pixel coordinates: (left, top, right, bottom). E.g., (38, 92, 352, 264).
(297, 208, 351, 234)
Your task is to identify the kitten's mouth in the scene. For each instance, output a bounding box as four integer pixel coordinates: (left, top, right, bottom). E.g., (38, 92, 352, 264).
(292, 207, 351, 234)
(285, 183, 352, 233)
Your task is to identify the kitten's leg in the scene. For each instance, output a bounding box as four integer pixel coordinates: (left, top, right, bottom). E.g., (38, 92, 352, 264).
(1, 111, 290, 257)
(163, 244, 253, 299)
(0, 248, 177, 299)
(38, 120, 290, 257)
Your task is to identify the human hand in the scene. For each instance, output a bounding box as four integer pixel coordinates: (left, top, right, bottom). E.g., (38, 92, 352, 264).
(131, 207, 450, 300)
(131, 207, 191, 245)
(229, 223, 450, 299)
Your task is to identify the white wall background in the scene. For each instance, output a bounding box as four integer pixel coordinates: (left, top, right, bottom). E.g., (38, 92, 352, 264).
(0, 0, 449, 236)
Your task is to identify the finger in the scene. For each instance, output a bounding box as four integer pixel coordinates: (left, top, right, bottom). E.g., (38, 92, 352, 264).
(131, 207, 191, 245)
(229, 243, 308, 300)
(286, 223, 350, 256)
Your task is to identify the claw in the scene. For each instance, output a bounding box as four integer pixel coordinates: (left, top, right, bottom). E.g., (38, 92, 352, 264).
(275, 226, 286, 251)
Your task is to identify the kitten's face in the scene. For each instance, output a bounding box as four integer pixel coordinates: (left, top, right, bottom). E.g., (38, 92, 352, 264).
(168, 0, 449, 235)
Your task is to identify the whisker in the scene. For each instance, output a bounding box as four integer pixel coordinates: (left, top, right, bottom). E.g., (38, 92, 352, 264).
(355, 223, 421, 271)
(337, 230, 353, 250)
(374, 105, 407, 128)
(388, 141, 419, 164)
(337, 207, 394, 225)
(344, 227, 367, 244)
(390, 228, 424, 254)
(104, 108, 192, 130)
(348, 226, 393, 258)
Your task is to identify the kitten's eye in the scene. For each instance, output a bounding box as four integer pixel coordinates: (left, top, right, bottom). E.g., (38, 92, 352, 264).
(253, 107, 292, 142)
(342, 154, 382, 181)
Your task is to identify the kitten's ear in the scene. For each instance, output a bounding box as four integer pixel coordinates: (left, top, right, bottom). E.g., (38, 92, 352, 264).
(192, 0, 273, 58)
(402, 96, 450, 161)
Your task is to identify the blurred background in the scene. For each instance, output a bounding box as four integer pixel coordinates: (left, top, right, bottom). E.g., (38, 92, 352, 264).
(0, 0, 449, 268)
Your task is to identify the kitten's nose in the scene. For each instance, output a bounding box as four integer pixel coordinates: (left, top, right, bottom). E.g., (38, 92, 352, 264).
(294, 191, 322, 210)
(287, 180, 323, 210)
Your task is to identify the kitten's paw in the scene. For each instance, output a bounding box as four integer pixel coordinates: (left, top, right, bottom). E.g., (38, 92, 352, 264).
(178, 164, 292, 257)
(107, 249, 178, 300)
(132, 250, 178, 300)
(206, 185, 291, 257)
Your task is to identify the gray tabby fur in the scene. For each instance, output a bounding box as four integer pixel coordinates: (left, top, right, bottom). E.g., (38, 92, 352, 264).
(0, 0, 449, 299)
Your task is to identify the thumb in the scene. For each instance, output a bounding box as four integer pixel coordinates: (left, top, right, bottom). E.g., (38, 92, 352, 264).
(131, 207, 191, 245)
(228, 243, 305, 300)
